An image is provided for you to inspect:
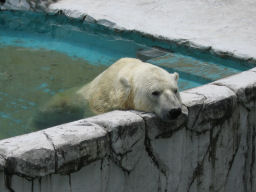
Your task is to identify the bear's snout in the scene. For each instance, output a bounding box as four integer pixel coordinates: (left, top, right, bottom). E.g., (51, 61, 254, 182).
(168, 108, 181, 120)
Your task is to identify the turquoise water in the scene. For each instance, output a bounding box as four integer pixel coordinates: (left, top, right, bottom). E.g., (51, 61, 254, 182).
(0, 10, 255, 139)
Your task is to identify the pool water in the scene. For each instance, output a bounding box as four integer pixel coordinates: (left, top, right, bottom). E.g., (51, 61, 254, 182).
(0, 10, 255, 139)
(0, 46, 107, 139)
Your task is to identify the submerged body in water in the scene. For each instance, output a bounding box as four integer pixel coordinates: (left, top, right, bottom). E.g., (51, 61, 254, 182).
(33, 58, 183, 129)
(0, 46, 106, 139)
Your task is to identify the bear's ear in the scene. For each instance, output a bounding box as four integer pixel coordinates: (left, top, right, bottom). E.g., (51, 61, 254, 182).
(120, 77, 130, 88)
(173, 72, 179, 81)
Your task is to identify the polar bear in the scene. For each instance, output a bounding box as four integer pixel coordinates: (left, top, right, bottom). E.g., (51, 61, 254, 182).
(32, 58, 182, 129)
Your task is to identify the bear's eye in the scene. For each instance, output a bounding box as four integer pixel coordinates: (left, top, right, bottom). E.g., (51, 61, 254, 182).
(173, 89, 178, 94)
(152, 91, 160, 96)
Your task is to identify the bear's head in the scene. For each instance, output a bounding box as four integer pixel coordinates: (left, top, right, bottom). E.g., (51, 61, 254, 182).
(120, 64, 182, 122)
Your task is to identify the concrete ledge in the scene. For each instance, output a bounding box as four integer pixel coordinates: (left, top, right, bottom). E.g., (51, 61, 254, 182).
(0, 131, 55, 177)
(0, 54, 255, 192)
(42, 121, 108, 174)
(0, 2, 256, 192)
(182, 84, 237, 133)
(85, 111, 146, 172)
(251, 67, 256, 73)
(213, 70, 256, 106)
(0, 111, 148, 177)
(0, 68, 255, 178)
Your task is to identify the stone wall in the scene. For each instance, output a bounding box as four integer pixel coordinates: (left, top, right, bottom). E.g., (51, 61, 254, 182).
(1, 1, 256, 191)
(0, 68, 255, 192)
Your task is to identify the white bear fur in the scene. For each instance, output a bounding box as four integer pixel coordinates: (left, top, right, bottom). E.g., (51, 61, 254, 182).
(77, 58, 182, 121)
(33, 58, 182, 129)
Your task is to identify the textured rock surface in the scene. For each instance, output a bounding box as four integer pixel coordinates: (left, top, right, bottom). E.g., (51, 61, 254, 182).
(0, 75, 255, 191)
(213, 70, 256, 106)
(42, 121, 109, 174)
(85, 111, 146, 172)
(47, 0, 256, 60)
(1, 1, 256, 192)
(0, 132, 55, 177)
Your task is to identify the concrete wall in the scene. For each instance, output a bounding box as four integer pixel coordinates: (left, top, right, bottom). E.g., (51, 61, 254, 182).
(0, 68, 255, 192)
(1, 1, 256, 191)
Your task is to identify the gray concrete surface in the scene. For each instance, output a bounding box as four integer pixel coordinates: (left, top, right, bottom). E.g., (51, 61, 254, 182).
(48, 0, 256, 59)
(1, 0, 256, 191)
(2, 0, 256, 59)
(0, 69, 256, 191)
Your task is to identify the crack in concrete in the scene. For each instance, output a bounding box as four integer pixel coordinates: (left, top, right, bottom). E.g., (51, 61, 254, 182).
(245, 119, 256, 192)
(181, 92, 207, 132)
(187, 154, 206, 192)
(187, 137, 210, 192)
(80, 117, 145, 175)
(249, 126, 255, 190)
(155, 124, 185, 139)
(241, 102, 251, 112)
(213, 82, 237, 96)
(4, 169, 14, 192)
(106, 123, 145, 174)
(130, 137, 142, 149)
(42, 132, 58, 173)
(68, 174, 73, 192)
(213, 82, 252, 111)
(109, 132, 144, 174)
(187, 86, 238, 135)
(186, 126, 210, 136)
(157, 174, 162, 192)
(187, 126, 222, 192)
(238, 106, 256, 192)
(215, 127, 240, 192)
(189, 104, 204, 131)
(208, 127, 222, 169)
(144, 132, 169, 192)
(144, 130, 169, 176)
(132, 112, 169, 191)
(0, 153, 6, 159)
(111, 147, 133, 161)
(186, 92, 207, 101)
(243, 113, 251, 192)
(226, 134, 240, 179)
(213, 82, 252, 114)
(108, 138, 131, 174)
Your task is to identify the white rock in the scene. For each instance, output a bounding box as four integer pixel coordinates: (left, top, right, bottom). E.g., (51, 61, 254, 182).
(49, 0, 256, 59)
(213, 71, 256, 106)
(86, 111, 145, 172)
(250, 67, 256, 73)
(42, 120, 108, 174)
(0, 132, 55, 177)
(184, 84, 237, 132)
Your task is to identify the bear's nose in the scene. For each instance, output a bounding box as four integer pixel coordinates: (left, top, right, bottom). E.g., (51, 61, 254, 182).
(169, 108, 182, 119)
